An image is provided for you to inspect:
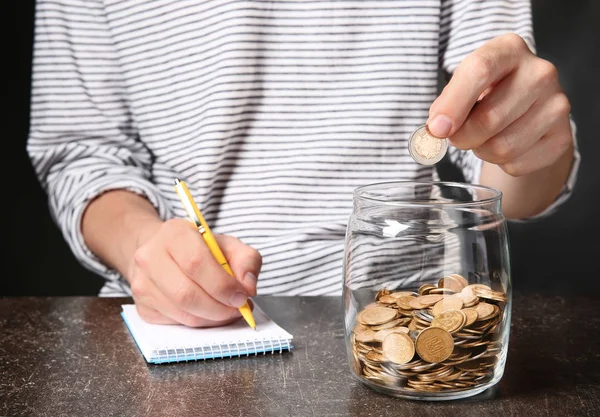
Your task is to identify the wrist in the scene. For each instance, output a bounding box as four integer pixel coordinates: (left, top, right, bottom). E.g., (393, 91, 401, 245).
(82, 190, 163, 278)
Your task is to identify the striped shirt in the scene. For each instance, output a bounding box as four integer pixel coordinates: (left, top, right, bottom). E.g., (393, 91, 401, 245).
(28, 0, 577, 296)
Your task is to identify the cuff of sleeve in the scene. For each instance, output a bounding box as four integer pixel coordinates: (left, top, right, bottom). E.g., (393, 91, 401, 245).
(511, 118, 580, 222)
(61, 175, 173, 284)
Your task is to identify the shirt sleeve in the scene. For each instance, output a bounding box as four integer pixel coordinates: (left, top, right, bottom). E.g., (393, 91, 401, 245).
(439, 0, 580, 219)
(27, 0, 173, 285)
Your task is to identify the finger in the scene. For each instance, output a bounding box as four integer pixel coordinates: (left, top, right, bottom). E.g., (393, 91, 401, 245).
(215, 235, 262, 296)
(428, 33, 530, 138)
(132, 274, 241, 327)
(163, 219, 250, 308)
(138, 301, 242, 328)
(449, 61, 551, 150)
(497, 125, 573, 177)
(134, 242, 239, 322)
(473, 92, 568, 164)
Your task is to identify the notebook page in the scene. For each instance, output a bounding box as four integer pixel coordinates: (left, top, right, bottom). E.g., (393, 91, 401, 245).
(122, 304, 293, 361)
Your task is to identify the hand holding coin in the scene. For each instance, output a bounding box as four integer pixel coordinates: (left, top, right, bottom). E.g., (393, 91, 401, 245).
(425, 33, 573, 177)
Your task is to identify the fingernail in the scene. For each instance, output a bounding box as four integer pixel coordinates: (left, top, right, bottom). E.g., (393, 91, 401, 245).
(243, 272, 257, 287)
(428, 115, 453, 138)
(229, 292, 247, 308)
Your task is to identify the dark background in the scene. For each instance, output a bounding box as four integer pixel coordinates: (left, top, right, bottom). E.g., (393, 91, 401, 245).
(4, 1, 600, 296)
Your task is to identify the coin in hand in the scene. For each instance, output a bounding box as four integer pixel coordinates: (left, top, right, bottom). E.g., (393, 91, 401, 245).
(408, 124, 448, 165)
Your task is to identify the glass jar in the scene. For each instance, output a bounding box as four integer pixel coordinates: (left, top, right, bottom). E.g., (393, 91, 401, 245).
(343, 181, 511, 400)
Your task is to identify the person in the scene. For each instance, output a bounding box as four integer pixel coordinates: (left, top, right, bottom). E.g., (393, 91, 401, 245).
(28, 0, 579, 328)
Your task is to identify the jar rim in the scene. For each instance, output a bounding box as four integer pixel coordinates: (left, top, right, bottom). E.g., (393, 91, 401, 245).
(354, 181, 502, 208)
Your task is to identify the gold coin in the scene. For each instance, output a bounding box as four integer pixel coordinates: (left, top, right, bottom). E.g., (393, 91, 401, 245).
(427, 287, 457, 295)
(350, 348, 362, 374)
(382, 332, 415, 364)
(462, 308, 479, 327)
(431, 310, 466, 334)
(474, 302, 496, 321)
(418, 284, 436, 295)
(371, 318, 403, 331)
(418, 294, 444, 306)
(358, 307, 398, 325)
(472, 287, 507, 303)
(438, 276, 464, 293)
(365, 350, 387, 363)
(396, 296, 416, 310)
(408, 124, 449, 165)
(374, 327, 410, 342)
(408, 297, 424, 310)
(397, 309, 414, 318)
(353, 323, 370, 334)
(415, 327, 454, 363)
(462, 284, 492, 297)
(376, 288, 391, 299)
(390, 291, 414, 299)
(354, 329, 376, 343)
(378, 294, 399, 304)
(431, 297, 464, 317)
(455, 292, 479, 307)
(449, 274, 469, 288)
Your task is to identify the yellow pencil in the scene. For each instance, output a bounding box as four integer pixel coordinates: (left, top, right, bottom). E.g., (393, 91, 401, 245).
(173, 178, 256, 330)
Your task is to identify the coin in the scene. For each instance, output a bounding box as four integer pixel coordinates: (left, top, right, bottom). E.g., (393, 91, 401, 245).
(396, 296, 416, 311)
(358, 307, 398, 325)
(382, 332, 415, 364)
(355, 329, 376, 343)
(462, 308, 479, 327)
(462, 284, 492, 297)
(365, 350, 388, 363)
(418, 284, 437, 295)
(408, 297, 424, 310)
(353, 323, 370, 334)
(449, 274, 468, 286)
(431, 297, 464, 317)
(415, 327, 454, 363)
(418, 294, 444, 306)
(431, 310, 466, 334)
(455, 292, 479, 307)
(390, 291, 415, 299)
(376, 288, 391, 299)
(408, 124, 449, 165)
(371, 318, 404, 331)
(471, 286, 508, 303)
(374, 327, 410, 342)
(474, 302, 496, 321)
(438, 276, 464, 293)
(379, 294, 399, 304)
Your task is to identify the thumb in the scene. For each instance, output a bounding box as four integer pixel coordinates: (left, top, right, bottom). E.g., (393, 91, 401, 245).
(215, 235, 262, 296)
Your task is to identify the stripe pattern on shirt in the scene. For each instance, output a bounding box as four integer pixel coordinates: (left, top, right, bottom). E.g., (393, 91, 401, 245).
(28, 0, 539, 296)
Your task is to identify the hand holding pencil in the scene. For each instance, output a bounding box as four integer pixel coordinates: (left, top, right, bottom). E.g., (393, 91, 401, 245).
(127, 183, 262, 328)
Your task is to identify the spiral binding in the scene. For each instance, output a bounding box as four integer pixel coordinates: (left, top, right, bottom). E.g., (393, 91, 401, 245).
(150, 337, 292, 363)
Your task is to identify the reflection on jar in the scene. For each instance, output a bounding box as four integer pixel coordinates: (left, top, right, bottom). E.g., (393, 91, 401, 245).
(343, 181, 511, 401)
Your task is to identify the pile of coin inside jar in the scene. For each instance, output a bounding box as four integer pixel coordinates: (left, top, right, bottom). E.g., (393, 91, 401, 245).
(350, 274, 507, 392)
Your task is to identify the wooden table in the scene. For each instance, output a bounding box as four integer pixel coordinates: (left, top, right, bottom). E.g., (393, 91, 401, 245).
(1, 295, 598, 416)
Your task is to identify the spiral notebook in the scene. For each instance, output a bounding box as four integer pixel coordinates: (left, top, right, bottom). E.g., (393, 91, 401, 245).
(121, 304, 293, 364)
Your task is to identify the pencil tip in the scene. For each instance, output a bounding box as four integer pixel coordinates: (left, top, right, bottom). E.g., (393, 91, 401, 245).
(174, 178, 180, 185)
